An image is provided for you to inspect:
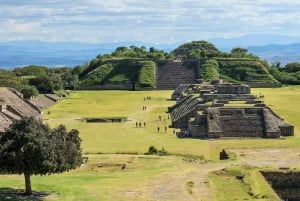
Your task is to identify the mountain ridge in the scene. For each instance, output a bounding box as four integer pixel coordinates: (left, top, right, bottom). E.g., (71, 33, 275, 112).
(1, 34, 300, 68)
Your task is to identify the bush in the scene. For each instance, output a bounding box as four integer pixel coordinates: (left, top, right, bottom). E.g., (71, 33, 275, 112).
(21, 85, 39, 99)
(145, 146, 168, 156)
(145, 146, 158, 155)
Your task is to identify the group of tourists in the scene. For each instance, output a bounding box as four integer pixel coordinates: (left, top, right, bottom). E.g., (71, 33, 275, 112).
(136, 122, 146, 128)
(135, 95, 173, 134)
(144, 96, 151, 101)
(157, 126, 168, 133)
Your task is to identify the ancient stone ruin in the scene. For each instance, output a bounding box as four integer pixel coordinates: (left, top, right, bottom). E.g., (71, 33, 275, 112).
(0, 87, 61, 133)
(168, 82, 294, 138)
(262, 171, 300, 201)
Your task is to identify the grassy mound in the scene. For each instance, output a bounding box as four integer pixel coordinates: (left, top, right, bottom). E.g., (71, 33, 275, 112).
(79, 60, 155, 89)
(216, 58, 279, 83)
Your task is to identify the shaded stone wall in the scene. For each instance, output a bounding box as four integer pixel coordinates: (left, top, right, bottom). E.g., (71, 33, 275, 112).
(263, 108, 281, 138)
(262, 171, 300, 201)
(188, 112, 207, 137)
(279, 125, 294, 136)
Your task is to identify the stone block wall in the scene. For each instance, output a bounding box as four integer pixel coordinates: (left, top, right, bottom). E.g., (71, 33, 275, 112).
(207, 107, 265, 138)
(203, 94, 256, 102)
(216, 84, 250, 94)
(279, 124, 294, 136)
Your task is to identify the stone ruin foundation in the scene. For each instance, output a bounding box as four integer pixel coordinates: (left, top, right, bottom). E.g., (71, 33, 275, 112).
(83, 117, 128, 123)
(262, 171, 300, 201)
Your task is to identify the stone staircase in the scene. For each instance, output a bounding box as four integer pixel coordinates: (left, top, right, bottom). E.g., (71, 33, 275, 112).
(155, 60, 199, 90)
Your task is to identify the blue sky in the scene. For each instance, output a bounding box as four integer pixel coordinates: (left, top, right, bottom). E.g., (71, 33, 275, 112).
(1, 0, 300, 44)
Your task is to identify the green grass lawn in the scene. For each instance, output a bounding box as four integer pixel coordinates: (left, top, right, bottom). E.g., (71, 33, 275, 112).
(0, 86, 299, 200)
(43, 89, 299, 159)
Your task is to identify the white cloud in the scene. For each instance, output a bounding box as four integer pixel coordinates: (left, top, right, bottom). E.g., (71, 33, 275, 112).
(1, 19, 39, 33)
(0, 0, 300, 43)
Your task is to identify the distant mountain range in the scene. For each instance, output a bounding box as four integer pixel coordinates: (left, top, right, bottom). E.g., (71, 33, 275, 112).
(1, 34, 300, 69)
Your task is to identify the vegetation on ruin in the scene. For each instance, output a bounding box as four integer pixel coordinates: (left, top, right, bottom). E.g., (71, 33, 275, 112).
(79, 60, 156, 88)
(216, 58, 279, 84)
(78, 40, 282, 87)
(171, 40, 222, 59)
(199, 59, 220, 80)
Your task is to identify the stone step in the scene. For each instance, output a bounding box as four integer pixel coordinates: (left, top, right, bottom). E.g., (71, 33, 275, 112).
(155, 59, 199, 90)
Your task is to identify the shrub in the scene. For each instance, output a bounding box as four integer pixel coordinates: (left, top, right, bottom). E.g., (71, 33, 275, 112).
(146, 145, 158, 155)
(21, 85, 39, 99)
(145, 146, 168, 155)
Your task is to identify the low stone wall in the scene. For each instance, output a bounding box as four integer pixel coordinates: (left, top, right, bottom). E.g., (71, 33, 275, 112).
(77, 83, 134, 90)
(246, 83, 281, 88)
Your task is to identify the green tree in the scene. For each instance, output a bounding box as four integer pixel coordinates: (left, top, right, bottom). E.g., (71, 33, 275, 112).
(0, 117, 82, 195)
(21, 85, 39, 99)
(285, 62, 300, 73)
(13, 65, 48, 77)
(0, 70, 23, 90)
(29, 76, 54, 93)
(231, 47, 248, 57)
(49, 73, 63, 91)
(172, 40, 220, 59)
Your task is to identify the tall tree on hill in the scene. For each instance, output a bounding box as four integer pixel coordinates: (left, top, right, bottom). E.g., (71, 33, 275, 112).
(230, 47, 248, 57)
(0, 117, 82, 195)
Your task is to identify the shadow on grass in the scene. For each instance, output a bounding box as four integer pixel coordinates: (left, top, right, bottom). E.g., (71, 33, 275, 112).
(0, 188, 51, 201)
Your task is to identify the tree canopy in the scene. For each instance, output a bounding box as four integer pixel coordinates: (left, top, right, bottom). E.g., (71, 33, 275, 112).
(0, 117, 82, 195)
(171, 40, 222, 59)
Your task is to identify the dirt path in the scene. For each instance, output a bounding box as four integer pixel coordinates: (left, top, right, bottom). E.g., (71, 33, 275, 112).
(229, 148, 300, 168)
(146, 163, 226, 201)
